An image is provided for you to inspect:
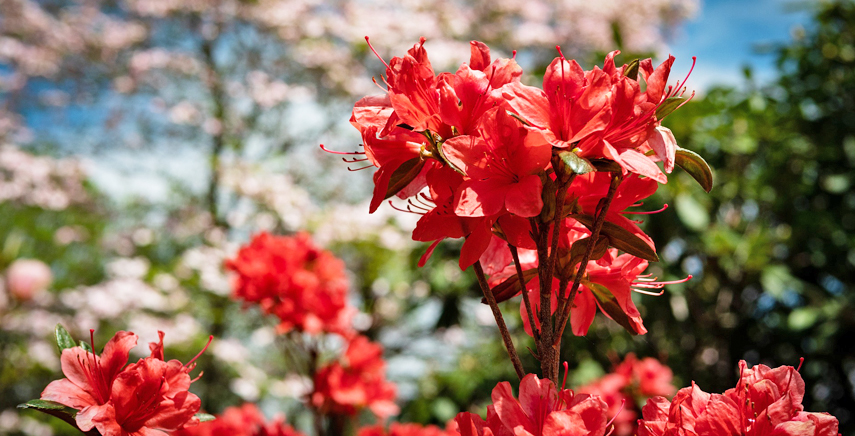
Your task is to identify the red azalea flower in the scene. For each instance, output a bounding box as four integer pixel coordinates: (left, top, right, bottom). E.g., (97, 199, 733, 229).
(343, 38, 525, 214)
(454, 373, 609, 436)
(502, 55, 611, 150)
(578, 374, 635, 436)
(612, 354, 676, 398)
(41, 330, 209, 436)
(572, 250, 650, 336)
(438, 41, 522, 136)
(577, 354, 677, 436)
(311, 335, 398, 419)
(384, 37, 445, 135)
(564, 172, 661, 253)
(172, 403, 305, 436)
(410, 165, 496, 270)
(637, 360, 841, 436)
(451, 413, 495, 436)
(445, 106, 551, 219)
(225, 232, 353, 336)
(518, 246, 685, 337)
(504, 50, 691, 183)
(41, 330, 139, 432)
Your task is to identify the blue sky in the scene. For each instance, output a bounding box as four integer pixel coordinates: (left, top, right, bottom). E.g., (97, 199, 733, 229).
(668, 0, 812, 90)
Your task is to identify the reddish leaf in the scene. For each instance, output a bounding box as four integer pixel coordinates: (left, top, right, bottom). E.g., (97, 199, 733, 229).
(570, 214, 659, 262)
(585, 281, 641, 335)
(385, 157, 425, 200)
(483, 268, 538, 304)
(675, 147, 713, 193)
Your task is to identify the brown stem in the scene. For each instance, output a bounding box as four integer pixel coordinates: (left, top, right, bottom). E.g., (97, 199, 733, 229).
(554, 274, 573, 331)
(201, 37, 228, 228)
(473, 261, 525, 380)
(554, 173, 623, 345)
(306, 339, 325, 436)
(509, 244, 540, 342)
(536, 171, 575, 383)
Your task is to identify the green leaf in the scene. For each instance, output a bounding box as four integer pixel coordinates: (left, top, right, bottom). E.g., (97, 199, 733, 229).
(484, 269, 538, 304)
(556, 151, 594, 175)
(18, 399, 75, 412)
(79, 340, 92, 353)
(195, 413, 216, 423)
(623, 59, 640, 80)
(570, 214, 659, 262)
(384, 157, 425, 200)
(586, 281, 641, 335)
(675, 147, 713, 193)
(18, 400, 95, 434)
(588, 159, 622, 173)
(55, 324, 77, 353)
(655, 96, 687, 119)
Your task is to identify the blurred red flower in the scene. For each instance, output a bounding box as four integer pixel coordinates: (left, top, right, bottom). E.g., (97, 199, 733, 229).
(173, 403, 304, 436)
(358, 422, 453, 436)
(578, 354, 676, 436)
(311, 335, 399, 419)
(225, 232, 353, 336)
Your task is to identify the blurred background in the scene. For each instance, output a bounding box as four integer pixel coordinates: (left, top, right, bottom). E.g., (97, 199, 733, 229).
(1, 0, 853, 434)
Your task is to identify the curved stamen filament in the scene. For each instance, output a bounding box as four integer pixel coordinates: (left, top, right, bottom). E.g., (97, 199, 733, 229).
(342, 157, 369, 163)
(185, 335, 214, 370)
(407, 199, 430, 212)
(622, 204, 668, 215)
(415, 193, 435, 208)
(372, 76, 389, 92)
(604, 398, 627, 436)
(320, 144, 365, 155)
(364, 36, 389, 69)
(674, 56, 697, 98)
(347, 164, 374, 171)
(632, 287, 666, 296)
(388, 200, 425, 215)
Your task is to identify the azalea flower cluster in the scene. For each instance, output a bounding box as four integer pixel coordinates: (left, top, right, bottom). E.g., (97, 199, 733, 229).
(39, 328, 210, 436)
(578, 354, 676, 436)
(637, 360, 840, 436)
(311, 335, 399, 419)
(225, 232, 352, 336)
(335, 37, 705, 379)
(227, 232, 398, 424)
(173, 403, 305, 436)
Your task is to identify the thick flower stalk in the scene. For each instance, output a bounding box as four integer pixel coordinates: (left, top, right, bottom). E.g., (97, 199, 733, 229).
(330, 36, 710, 382)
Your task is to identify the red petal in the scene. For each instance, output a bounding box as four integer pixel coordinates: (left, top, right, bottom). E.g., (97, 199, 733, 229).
(455, 179, 507, 218)
(504, 175, 543, 217)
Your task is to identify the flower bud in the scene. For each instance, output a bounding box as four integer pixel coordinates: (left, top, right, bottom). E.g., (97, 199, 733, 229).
(5, 259, 52, 301)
